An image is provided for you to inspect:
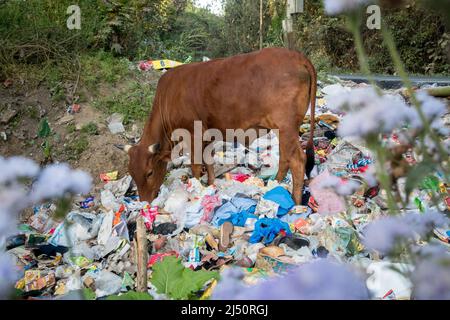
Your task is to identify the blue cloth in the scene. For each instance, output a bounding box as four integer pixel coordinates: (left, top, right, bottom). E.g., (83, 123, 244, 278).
(262, 186, 295, 217)
(218, 211, 258, 227)
(249, 218, 292, 244)
(212, 195, 257, 226)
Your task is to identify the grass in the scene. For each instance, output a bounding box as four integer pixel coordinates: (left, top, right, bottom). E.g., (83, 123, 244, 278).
(80, 122, 99, 135)
(64, 135, 89, 160)
(93, 81, 155, 125)
(66, 123, 76, 134)
(80, 51, 131, 89)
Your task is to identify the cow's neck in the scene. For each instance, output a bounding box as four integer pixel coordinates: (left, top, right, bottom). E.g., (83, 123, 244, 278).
(140, 109, 168, 151)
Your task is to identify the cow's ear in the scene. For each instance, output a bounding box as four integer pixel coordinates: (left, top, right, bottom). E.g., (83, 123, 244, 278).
(115, 144, 133, 154)
(148, 143, 161, 154)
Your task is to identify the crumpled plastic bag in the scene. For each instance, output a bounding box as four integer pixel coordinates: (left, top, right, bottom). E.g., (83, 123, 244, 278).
(262, 186, 295, 217)
(212, 195, 257, 226)
(366, 261, 414, 300)
(249, 218, 291, 244)
(48, 211, 103, 247)
(255, 198, 278, 219)
(101, 190, 120, 212)
(95, 270, 123, 298)
(104, 175, 132, 197)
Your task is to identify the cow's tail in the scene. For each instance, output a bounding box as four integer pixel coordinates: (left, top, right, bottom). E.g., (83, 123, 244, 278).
(303, 58, 316, 179)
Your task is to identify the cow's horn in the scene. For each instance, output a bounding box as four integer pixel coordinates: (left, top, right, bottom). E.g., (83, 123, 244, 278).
(115, 144, 132, 153)
(148, 143, 160, 154)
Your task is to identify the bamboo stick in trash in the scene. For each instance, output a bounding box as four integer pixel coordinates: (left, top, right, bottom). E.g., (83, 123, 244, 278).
(136, 216, 148, 292)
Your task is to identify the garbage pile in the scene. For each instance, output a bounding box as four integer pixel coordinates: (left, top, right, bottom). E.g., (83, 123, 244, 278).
(6, 78, 450, 300)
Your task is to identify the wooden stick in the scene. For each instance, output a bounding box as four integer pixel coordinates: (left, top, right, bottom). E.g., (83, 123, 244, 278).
(135, 216, 148, 292)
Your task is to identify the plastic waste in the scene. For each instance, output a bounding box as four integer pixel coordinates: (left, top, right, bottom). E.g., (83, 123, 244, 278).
(262, 186, 295, 217)
(95, 270, 123, 298)
(107, 113, 125, 134)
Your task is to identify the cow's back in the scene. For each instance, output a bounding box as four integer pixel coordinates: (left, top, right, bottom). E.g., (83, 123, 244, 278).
(156, 47, 312, 133)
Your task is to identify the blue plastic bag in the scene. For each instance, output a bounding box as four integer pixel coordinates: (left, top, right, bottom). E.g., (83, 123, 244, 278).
(263, 186, 295, 217)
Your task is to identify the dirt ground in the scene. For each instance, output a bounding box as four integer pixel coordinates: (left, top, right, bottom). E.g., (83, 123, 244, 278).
(0, 83, 136, 193)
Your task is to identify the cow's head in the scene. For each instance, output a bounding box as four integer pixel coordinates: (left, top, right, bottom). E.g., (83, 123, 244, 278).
(116, 143, 169, 204)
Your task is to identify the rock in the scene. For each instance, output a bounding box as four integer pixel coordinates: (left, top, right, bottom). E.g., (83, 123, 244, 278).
(0, 107, 18, 124)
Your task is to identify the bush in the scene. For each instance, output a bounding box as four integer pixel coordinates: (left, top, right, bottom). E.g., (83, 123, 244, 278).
(292, 0, 450, 75)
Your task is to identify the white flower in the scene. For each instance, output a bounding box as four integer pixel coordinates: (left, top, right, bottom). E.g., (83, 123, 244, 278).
(416, 91, 447, 121)
(411, 245, 450, 300)
(0, 156, 39, 184)
(327, 87, 448, 138)
(0, 253, 18, 299)
(213, 259, 369, 300)
(361, 164, 378, 187)
(330, 88, 418, 138)
(323, 0, 371, 15)
(0, 157, 93, 298)
(29, 163, 92, 202)
(318, 174, 361, 196)
(363, 211, 448, 254)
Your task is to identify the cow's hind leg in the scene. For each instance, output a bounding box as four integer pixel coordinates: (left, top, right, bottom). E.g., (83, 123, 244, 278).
(278, 130, 306, 205)
(275, 150, 289, 182)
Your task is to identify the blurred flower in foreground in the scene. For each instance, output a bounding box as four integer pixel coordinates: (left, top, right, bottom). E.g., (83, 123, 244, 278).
(411, 245, 450, 300)
(328, 88, 448, 139)
(363, 211, 449, 255)
(0, 156, 92, 298)
(213, 259, 369, 300)
(29, 163, 92, 203)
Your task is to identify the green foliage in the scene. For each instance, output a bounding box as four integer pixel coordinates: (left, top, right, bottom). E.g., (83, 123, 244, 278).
(150, 256, 219, 300)
(405, 162, 436, 198)
(293, 0, 450, 75)
(80, 51, 131, 88)
(66, 123, 76, 134)
(222, 0, 276, 54)
(82, 288, 96, 300)
(81, 122, 99, 136)
(41, 139, 53, 161)
(152, 6, 226, 61)
(64, 135, 89, 160)
(93, 81, 155, 124)
(38, 118, 51, 138)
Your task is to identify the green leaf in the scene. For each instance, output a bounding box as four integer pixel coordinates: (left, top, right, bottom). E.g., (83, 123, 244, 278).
(405, 162, 435, 197)
(38, 118, 51, 138)
(150, 256, 219, 300)
(83, 288, 96, 300)
(419, 175, 440, 192)
(106, 291, 153, 300)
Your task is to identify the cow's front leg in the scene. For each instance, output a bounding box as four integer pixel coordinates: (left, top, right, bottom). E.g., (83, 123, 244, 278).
(191, 164, 203, 180)
(206, 164, 215, 185)
(275, 155, 289, 182)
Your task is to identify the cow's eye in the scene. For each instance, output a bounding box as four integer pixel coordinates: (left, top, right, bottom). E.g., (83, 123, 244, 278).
(146, 170, 153, 178)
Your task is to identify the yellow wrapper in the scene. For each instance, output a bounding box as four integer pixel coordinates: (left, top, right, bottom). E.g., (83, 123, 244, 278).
(152, 59, 183, 70)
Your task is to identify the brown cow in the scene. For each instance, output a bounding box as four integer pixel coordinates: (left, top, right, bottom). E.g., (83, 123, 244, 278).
(118, 47, 316, 205)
